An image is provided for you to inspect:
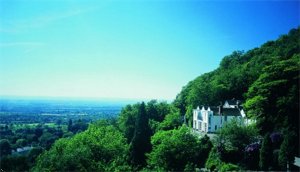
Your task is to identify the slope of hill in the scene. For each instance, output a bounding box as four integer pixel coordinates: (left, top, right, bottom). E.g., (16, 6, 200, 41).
(173, 27, 299, 170)
(174, 27, 299, 126)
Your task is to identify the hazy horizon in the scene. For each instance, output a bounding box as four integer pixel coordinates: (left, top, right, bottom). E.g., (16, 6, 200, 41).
(0, 95, 167, 103)
(1, 1, 299, 100)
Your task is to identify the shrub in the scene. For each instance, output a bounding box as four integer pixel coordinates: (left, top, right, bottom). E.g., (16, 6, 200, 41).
(205, 147, 222, 171)
(220, 163, 240, 172)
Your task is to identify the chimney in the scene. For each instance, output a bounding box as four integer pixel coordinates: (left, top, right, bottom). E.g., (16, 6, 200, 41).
(219, 101, 223, 114)
(219, 102, 223, 126)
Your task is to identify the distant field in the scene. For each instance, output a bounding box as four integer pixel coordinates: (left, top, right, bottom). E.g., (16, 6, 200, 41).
(0, 98, 126, 124)
(0, 123, 68, 131)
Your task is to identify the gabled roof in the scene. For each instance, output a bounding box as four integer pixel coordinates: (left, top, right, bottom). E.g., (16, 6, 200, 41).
(195, 105, 243, 117)
(200, 106, 211, 111)
(210, 107, 241, 116)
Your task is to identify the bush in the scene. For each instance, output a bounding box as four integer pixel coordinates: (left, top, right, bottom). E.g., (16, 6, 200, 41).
(205, 147, 222, 171)
(220, 163, 240, 172)
(148, 126, 212, 171)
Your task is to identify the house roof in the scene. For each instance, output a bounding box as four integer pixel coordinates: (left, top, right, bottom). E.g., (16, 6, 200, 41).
(222, 108, 242, 116)
(225, 99, 242, 106)
(210, 107, 220, 115)
(209, 107, 241, 116)
(196, 105, 242, 117)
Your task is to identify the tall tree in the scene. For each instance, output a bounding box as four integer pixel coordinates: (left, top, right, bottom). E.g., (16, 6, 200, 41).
(278, 130, 297, 170)
(118, 105, 137, 143)
(129, 102, 151, 167)
(259, 134, 272, 170)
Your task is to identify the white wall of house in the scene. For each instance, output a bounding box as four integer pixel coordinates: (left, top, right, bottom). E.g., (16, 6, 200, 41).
(193, 106, 245, 133)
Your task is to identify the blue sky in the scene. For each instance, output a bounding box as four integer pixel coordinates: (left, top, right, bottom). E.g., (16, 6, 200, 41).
(0, 0, 299, 100)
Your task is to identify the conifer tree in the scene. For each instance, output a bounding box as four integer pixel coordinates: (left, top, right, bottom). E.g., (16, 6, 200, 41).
(129, 102, 151, 167)
(259, 134, 272, 170)
(278, 131, 297, 170)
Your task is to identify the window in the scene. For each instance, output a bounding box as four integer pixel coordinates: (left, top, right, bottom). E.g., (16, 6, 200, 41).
(198, 112, 202, 120)
(209, 116, 211, 125)
(215, 125, 217, 130)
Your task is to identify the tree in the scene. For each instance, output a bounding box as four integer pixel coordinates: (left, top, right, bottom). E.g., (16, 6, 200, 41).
(33, 123, 130, 171)
(259, 134, 272, 170)
(245, 54, 300, 167)
(146, 100, 159, 121)
(129, 102, 151, 167)
(0, 139, 11, 157)
(245, 54, 300, 134)
(69, 119, 88, 133)
(215, 119, 259, 165)
(117, 105, 137, 143)
(0, 155, 29, 171)
(278, 130, 297, 170)
(149, 101, 171, 122)
(67, 119, 73, 132)
(147, 126, 212, 171)
(158, 108, 182, 131)
(16, 138, 27, 147)
(205, 147, 222, 171)
(27, 146, 44, 166)
(38, 132, 58, 149)
(34, 126, 43, 138)
(217, 119, 258, 154)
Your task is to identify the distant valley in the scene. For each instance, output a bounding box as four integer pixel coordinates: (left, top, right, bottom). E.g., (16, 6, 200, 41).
(0, 97, 134, 124)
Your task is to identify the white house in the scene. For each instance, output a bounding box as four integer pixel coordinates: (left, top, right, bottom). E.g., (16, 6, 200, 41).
(193, 100, 247, 133)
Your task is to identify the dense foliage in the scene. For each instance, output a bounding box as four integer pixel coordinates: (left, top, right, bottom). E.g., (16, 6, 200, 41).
(32, 101, 212, 171)
(33, 121, 130, 171)
(147, 126, 212, 171)
(205, 120, 259, 171)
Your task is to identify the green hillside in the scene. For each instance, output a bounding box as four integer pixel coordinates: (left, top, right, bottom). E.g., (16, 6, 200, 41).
(174, 27, 299, 130)
(173, 27, 299, 170)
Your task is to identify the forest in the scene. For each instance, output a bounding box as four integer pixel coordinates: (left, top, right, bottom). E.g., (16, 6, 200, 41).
(0, 27, 299, 171)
